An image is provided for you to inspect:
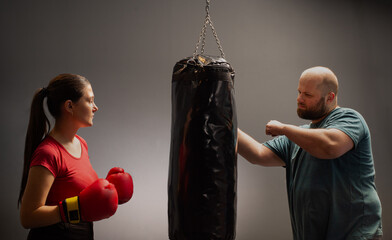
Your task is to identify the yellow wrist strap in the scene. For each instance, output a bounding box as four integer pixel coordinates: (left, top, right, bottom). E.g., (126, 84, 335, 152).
(65, 196, 80, 224)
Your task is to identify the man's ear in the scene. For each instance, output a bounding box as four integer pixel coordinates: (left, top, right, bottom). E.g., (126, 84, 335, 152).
(327, 92, 336, 103)
(64, 100, 73, 115)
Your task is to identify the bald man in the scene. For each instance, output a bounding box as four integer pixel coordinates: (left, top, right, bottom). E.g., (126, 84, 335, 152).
(238, 66, 383, 240)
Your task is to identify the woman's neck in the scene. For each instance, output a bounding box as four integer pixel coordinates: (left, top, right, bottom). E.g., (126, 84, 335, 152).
(49, 119, 79, 144)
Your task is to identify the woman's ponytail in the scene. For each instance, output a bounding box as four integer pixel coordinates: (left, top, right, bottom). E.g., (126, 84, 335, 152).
(18, 88, 50, 206)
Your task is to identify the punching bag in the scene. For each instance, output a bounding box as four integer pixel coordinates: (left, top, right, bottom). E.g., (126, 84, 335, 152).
(168, 54, 238, 240)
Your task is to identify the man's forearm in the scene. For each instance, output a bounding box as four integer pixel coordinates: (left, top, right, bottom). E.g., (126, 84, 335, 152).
(280, 124, 352, 159)
(238, 129, 285, 166)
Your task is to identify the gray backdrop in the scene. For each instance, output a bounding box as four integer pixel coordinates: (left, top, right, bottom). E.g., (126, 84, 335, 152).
(1, 0, 391, 239)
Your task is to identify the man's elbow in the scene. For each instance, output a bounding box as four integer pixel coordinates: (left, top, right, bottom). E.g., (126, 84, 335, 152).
(318, 144, 347, 159)
(315, 131, 354, 159)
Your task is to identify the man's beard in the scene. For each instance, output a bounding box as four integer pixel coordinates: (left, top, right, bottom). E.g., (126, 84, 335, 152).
(297, 97, 328, 120)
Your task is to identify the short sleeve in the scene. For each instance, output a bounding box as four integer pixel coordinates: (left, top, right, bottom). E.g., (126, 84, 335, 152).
(263, 135, 291, 166)
(30, 145, 60, 177)
(324, 109, 366, 149)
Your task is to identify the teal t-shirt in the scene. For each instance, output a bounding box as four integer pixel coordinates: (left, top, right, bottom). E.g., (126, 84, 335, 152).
(264, 107, 382, 240)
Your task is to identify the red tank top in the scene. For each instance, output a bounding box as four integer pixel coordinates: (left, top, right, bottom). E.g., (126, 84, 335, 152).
(30, 135, 98, 205)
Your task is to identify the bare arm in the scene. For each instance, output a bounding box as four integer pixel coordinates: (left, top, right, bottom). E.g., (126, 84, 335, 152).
(238, 129, 285, 167)
(265, 120, 354, 159)
(20, 166, 61, 229)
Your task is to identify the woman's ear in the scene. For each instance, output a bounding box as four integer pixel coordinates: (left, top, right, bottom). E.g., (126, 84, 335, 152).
(64, 100, 73, 115)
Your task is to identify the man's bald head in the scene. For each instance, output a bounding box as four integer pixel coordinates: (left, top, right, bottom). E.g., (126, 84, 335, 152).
(297, 66, 339, 122)
(300, 66, 339, 98)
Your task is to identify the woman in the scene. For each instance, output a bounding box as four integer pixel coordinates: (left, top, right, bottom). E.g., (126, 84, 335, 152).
(18, 73, 115, 239)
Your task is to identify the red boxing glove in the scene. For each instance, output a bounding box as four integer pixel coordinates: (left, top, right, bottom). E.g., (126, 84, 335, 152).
(59, 179, 118, 223)
(106, 167, 134, 204)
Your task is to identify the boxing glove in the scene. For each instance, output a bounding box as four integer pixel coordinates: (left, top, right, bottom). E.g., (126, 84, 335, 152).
(106, 167, 134, 204)
(59, 179, 118, 224)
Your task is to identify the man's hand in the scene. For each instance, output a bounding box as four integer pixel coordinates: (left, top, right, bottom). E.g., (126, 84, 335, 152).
(265, 120, 286, 137)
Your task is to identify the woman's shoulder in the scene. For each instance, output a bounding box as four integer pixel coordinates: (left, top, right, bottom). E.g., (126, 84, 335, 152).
(34, 136, 61, 157)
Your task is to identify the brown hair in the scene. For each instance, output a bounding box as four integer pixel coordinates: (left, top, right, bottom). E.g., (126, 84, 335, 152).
(18, 74, 90, 206)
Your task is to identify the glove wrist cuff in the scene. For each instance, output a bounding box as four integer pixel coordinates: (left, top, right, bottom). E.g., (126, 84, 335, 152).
(59, 196, 81, 224)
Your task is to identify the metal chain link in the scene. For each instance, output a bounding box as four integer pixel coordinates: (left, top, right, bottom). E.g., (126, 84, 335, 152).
(193, 0, 226, 59)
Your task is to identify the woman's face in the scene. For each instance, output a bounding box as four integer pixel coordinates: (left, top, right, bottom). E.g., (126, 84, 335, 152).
(72, 84, 98, 127)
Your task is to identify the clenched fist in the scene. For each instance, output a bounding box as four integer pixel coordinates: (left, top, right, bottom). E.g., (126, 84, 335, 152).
(265, 120, 286, 137)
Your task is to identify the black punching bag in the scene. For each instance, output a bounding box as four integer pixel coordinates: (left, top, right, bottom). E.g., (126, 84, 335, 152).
(168, 55, 238, 240)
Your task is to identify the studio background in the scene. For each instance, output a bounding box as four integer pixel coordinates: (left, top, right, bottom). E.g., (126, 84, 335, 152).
(1, 0, 391, 239)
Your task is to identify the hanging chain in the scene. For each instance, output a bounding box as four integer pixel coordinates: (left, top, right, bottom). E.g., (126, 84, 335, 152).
(193, 0, 226, 59)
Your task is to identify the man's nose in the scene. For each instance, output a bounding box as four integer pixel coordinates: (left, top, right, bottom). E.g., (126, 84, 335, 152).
(297, 94, 303, 103)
